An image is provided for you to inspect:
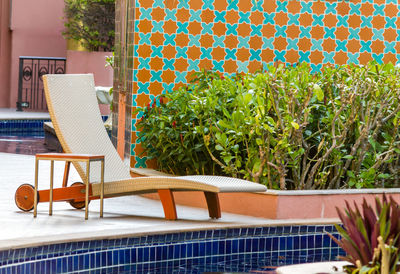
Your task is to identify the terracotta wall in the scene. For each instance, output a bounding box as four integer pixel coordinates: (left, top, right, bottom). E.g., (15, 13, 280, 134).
(129, 0, 400, 167)
(6, 0, 66, 109)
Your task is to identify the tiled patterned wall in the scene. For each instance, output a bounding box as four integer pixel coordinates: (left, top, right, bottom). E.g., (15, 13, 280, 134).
(129, 0, 400, 167)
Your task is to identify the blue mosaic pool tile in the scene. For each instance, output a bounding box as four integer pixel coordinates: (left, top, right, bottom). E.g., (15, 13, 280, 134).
(0, 224, 345, 273)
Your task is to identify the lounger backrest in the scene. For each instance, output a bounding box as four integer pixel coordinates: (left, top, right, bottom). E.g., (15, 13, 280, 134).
(43, 74, 130, 183)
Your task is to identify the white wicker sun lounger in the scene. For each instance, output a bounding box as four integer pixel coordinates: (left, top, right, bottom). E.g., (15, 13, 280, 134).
(16, 74, 267, 220)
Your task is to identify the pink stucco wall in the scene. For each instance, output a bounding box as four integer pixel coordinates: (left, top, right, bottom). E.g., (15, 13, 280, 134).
(0, 0, 12, 108)
(7, 0, 66, 108)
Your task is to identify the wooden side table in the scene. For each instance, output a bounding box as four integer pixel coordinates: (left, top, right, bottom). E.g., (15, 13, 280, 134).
(34, 153, 105, 220)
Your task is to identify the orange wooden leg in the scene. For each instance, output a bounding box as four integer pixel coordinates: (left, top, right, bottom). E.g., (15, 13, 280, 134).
(62, 161, 71, 188)
(158, 189, 177, 220)
(204, 192, 221, 219)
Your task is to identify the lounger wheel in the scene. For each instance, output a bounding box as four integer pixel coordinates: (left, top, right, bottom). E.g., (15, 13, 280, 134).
(15, 184, 38, 212)
(68, 182, 90, 209)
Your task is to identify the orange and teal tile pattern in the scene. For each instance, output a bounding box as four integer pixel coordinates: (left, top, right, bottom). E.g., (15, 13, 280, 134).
(131, 0, 400, 167)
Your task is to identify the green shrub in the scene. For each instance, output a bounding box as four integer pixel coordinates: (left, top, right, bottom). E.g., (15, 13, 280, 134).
(136, 62, 400, 190)
(63, 0, 115, 51)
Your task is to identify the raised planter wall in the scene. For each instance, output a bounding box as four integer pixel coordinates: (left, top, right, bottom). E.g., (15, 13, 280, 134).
(143, 189, 400, 219)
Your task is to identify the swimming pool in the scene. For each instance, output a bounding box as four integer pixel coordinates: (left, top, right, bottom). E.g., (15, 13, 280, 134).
(0, 224, 344, 273)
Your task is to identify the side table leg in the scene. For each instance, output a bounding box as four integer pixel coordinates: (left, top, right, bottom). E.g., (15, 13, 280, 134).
(85, 161, 90, 220)
(33, 159, 39, 218)
(100, 160, 104, 218)
(49, 160, 54, 216)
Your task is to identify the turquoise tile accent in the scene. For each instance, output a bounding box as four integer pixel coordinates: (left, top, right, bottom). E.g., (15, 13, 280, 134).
(138, 57, 150, 70)
(153, 0, 164, 8)
(299, 51, 310, 63)
(165, 9, 177, 21)
(164, 34, 177, 46)
(200, 47, 213, 59)
(361, 16, 373, 28)
(151, 45, 163, 58)
(325, 2, 337, 14)
(132, 94, 138, 107)
(262, 37, 274, 50)
(237, 60, 249, 73)
(384, 41, 396, 54)
(373, 4, 385, 16)
(310, 63, 322, 73)
(139, 33, 151, 45)
(189, 9, 201, 22)
(225, 48, 237, 60)
(274, 50, 286, 62)
(188, 34, 201, 47)
(139, 8, 152, 20)
(138, 82, 150, 95)
(324, 27, 336, 39)
(152, 21, 164, 32)
(337, 15, 349, 28)
(239, 12, 251, 24)
(323, 51, 335, 63)
(348, 52, 360, 64)
(150, 70, 162, 82)
(299, 26, 311, 39)
(176, 46, 188, 58)
(215, 10, 226, 23)
(238, 36, 250, 48)
(226, 24, 238, 35)
(385, 17, 396, 29)
(134, 156, 147, 168)
(372, 28, 384, 40)
(288, 14, 299, 26)
(250, 49, 262, 61)
(227, 0, 239, 11)
(177, 0, 189, 9)
(263, 12, 275, 25)
(201, 22, 214, 35)
(250, 25, 262, 36)
(336, 40, 347, 52)
(251, 0, 263, 12)
(188, 59, 200, 71)
(276, 1, 288, 13)
(202, 0, 214, 10)
(213, 35, 225, 47)
(312, 14, 324, 27)
(349, 3, 361, 15)
(372, 53, 383, 63)
(162, 83, 175, 93)
(300, 2, 312, 14)
(175, 71, 187, 83)
(275, 25, 287, 37)
(360, 41, 372, 53)
(348, 28, 360, 40)
(212, 60, 224, 72)
(163, 58, 175, 70)
(287, 38, 299, 51)
(311, 39, 323, 51)
(177, 22, 189, 34)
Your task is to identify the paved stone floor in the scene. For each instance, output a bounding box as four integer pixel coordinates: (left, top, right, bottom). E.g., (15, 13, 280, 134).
(0, 152, 338, 251)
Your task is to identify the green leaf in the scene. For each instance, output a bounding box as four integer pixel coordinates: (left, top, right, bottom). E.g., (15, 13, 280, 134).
(313, 84, 324, 101)
(291, 121, 300, 130)
(343, 155, 354, 160)
(215, 145, 224, 151)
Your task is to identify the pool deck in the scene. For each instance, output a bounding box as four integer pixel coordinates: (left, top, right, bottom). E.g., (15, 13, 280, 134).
(0, 108, 49, 120)
(0, 152, 340, 251)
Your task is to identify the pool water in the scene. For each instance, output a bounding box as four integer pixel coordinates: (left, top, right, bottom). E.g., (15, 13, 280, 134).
(0, 119, 53, 155)
(0, 135, 53, 155)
